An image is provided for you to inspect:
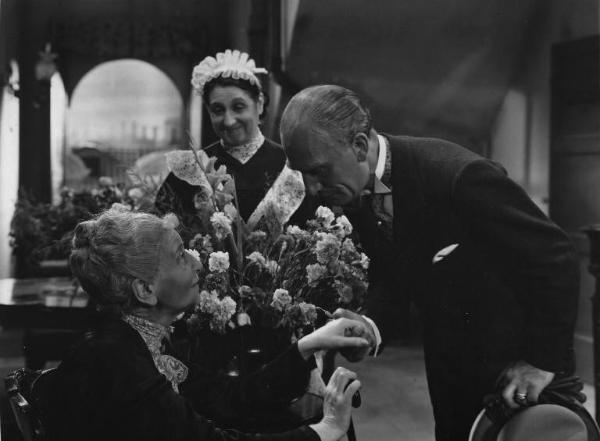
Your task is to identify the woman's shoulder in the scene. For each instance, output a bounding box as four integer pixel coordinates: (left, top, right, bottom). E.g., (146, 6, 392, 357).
(67, 319, 147, 364)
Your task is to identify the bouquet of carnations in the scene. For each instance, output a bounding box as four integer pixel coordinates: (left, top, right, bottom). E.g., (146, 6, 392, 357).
(176, 147, 370, 339)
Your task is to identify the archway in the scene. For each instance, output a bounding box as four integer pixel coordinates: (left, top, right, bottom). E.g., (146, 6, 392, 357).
(67, 59, 183, 188)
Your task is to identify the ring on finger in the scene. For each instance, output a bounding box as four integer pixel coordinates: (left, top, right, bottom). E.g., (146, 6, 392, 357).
(514, 392, 527, 402)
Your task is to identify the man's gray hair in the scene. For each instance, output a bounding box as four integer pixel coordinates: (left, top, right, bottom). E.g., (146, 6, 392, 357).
(280, 85, 371, 149)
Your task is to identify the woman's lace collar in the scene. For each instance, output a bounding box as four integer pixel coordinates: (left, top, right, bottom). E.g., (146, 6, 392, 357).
(220, 130, 265, 164)
(122, 314, 188, 392)
(123, 314, 172, 353)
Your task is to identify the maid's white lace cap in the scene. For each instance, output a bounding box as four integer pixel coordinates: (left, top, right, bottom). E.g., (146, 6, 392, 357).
(191, 49, 268, 94)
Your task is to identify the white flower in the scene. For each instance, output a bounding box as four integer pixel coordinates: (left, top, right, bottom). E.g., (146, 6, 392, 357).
(98, 176, 114, 187)
(208, 251, 230, 272)
(210, 211, 233, 240)
(110, 202, 132, 212)
(128, 187, 145, 201)
(223, 203, 238, 221)
(286, 225, 305, 236)
(185, 249, 201, 262)
(221, 296, 237, 317)
(335, 215, 353, 237)
(298, 302, 318, 324)
(246, 251, 267, 266)
(360, 253, 370, 270)
(315, 206, 335, 227)
(197, 290, 219, 314)
(236, 312, 252, 326)
(306, 263, 327, 284)
(265, 260, 279, 275)
(315, 232, 341, 265)
(342, 238, 357, 254)
(271, 288, 292, 311)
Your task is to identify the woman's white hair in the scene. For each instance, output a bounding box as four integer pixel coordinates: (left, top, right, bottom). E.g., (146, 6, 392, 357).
(70, 208, 179, 316)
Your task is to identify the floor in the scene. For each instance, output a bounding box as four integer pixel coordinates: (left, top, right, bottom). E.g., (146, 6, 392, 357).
(0, 328, 596, 441)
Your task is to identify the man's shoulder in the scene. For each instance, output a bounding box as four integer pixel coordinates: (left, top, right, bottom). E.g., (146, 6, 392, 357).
(389, 134, 487, 175)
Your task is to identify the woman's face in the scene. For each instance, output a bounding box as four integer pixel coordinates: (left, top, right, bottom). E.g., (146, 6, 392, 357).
(152, 229, 202, 315)
(206, 85, 263, 146)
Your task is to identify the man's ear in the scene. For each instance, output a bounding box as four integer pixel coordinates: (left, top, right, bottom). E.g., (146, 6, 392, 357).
(132, 279, 158, 306)
(353, 132, 369, 162)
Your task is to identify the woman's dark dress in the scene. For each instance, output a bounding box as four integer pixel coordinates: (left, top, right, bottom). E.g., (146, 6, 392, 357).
(155, 138, 314, 246)
(35, 318, 319, 441)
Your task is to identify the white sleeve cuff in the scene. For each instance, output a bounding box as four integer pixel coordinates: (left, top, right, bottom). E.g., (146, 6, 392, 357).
(362, 315, 382, 357)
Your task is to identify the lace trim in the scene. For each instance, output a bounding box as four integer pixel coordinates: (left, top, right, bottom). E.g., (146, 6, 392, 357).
(123, 315, 188, 393)
(246, 166, 306, 229)
(165, 149, 212, 187)
(220, 131, 265, 164)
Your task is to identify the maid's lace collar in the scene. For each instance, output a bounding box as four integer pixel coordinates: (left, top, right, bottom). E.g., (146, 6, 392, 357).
(220, 130, 265, 164)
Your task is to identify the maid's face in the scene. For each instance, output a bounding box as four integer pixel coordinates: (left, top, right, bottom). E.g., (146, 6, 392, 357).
(207, 86, 264, 147)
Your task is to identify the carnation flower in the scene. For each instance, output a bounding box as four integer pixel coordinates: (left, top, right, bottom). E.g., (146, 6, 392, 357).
(98, 176, 114, 187)
(208, 251, 230, 272)
(315, 206, 335, 227)
(271, 288, 292, 311)
(286, 225, 306, 236)
(127, 187, 145, 201)
(246, 251, 267, 266)
(238, 285, 253, 298)
(211, 295, 237, 332)
(236, 312, 252, 326)
(265, 260, 279, 275)
(185, 249, 201, 262)
(341, 238, 357, 255)
(315, 232, 341, 264)
(298, 302, 318, 325)
(335, 215, 353, 237)
(210, 211, 233, 239)
(197, 290, 220, 314)
(306, 263, 327, 285)
(359, 253, 370, 270)
(334, 281, 354, 304)
(110, 202, 132, 212)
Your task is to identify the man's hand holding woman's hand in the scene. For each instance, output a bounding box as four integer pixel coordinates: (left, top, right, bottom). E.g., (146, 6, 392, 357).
(332, 309, 376, 361)
(297, 317, 371, 360)
(310, 367, 362, 441)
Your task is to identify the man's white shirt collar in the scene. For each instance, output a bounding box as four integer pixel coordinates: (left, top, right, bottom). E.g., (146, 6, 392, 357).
(374, 134, 391, 194)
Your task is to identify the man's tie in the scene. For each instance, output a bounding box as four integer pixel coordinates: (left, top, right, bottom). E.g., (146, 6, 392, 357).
(370, 193, 393, 242)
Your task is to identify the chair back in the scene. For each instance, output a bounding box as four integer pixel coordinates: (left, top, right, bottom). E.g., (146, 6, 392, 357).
(4, 368, 55, 441)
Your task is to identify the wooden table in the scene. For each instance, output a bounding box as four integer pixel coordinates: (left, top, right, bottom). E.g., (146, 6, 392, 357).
(0, 277, 97, 368)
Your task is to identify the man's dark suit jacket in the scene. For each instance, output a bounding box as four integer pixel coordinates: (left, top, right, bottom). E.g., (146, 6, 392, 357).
(36, 318, 319, 441)
(353, 135, 579, 380)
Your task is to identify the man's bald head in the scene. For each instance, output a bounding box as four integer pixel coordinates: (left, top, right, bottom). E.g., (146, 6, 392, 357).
(280, 85, 372, 154)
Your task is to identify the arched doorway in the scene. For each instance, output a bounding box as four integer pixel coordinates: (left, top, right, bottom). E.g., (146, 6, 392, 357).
(66, 59, 183, 189)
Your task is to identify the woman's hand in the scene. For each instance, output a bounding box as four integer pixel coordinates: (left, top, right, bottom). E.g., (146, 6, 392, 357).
(297, 318, 371, 360)
(310, 367, 361, 441)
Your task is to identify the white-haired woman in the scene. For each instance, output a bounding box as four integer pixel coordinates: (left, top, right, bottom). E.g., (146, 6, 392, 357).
(36, 208, 366, 441)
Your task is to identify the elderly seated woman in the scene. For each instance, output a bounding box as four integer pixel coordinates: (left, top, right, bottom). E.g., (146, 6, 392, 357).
(36, 208, 367, 441)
